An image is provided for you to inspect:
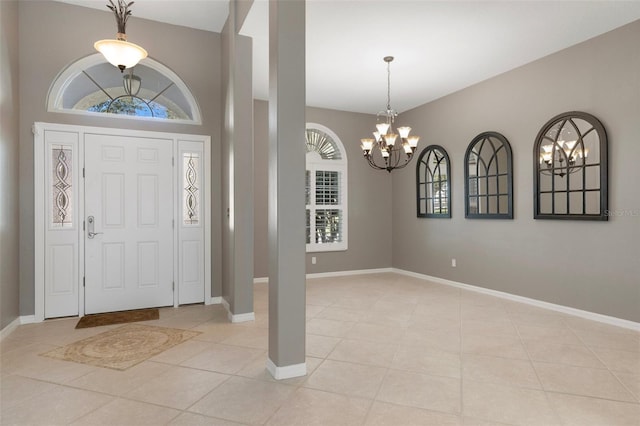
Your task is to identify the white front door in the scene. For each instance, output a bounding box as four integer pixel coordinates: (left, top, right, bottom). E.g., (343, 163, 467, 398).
(84, 134, 174, 314)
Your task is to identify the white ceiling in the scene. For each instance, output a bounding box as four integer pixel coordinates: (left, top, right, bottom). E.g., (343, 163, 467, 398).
(57, 0, 640, 114)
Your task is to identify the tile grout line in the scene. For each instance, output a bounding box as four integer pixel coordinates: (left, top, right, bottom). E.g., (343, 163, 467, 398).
(565, 322, 640, 404)
(508, 304, 565, 425)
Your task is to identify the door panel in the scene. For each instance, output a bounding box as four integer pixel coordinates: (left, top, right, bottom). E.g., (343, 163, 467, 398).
(85, 134, 174, 314)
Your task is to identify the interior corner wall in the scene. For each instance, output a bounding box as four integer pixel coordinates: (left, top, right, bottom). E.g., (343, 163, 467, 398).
(392, 20, 640, 322)
(18, 1, 223, 316)
(253, 100, 394, 278)
(1, 0, 21, 329)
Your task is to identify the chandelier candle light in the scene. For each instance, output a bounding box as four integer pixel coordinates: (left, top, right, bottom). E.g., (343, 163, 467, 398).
(360, 56, 419, 172)
(94, 0, 148, 72)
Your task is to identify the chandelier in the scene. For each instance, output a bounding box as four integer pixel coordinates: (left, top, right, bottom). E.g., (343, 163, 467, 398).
(94, 0, 148, 73)
(539, 140, 589, 177)
(360, 56, 419, 172)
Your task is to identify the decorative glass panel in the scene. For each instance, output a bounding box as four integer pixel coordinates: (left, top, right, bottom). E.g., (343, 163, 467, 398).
(534, 111, 608, 220)
(51, 146, 73, 227)
(416, 145, 451, 218)
(464, 132, 513, 219)
(183, 153, 200, 225)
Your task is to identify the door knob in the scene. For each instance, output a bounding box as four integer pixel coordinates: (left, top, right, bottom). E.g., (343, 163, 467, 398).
(87, 216, 103, 239)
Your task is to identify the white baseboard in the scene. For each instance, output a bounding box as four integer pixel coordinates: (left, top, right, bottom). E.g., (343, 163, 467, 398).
(210, 296, 222, 304)
(221, 297, 255, 323)
(221, 297, 230, 311)
(266, 358, 307, 380)
(230, 312, 255, 323)
(392, 268, 640, 331)
(0, 317, 21, 341)
(0, 315, 37, 341)
(20, 315, 36, 324)
(306, 268, 393, 279)
(253, 267, 394, 284)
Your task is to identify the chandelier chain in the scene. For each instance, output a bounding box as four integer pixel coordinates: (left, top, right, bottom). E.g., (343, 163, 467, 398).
(386, 60, 391, 111)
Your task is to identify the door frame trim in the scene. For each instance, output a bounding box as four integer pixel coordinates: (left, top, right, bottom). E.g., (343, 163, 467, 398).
(34, 122, 212, 321)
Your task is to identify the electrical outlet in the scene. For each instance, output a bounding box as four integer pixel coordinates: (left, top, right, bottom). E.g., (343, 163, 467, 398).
(312, 256, 317, 265)
(451, 258, 457, 267)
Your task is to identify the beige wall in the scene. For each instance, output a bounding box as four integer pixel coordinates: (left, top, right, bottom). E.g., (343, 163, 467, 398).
(253, 100, 393, 278)
(1, 0, 20, 328)
(18, 1, 223, 315)
(392, 20, 640, 322)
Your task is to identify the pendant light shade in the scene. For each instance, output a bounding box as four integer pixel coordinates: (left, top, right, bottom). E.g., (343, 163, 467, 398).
(95, 0, 147, 72)
(95, 34, 147, 72)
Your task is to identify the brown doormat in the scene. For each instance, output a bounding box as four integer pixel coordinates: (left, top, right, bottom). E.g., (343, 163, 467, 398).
(75, 308, 159, 329)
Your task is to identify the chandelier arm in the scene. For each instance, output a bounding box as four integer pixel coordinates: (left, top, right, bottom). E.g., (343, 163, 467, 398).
(390, 147, 402, 169)
(388, 145, 413, 171)
(365, 149, 414, 172)
(365, 154, 388, 171)
(392, 158, 413, 170)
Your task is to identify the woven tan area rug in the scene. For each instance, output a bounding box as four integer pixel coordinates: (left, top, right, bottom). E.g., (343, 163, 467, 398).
(41, 324, 200, 370)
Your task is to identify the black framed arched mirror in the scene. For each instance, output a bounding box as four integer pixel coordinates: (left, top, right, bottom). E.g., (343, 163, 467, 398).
(416, 145, 451, 218)
(533, 111, 608, 220)
(464, 132, 513, 219)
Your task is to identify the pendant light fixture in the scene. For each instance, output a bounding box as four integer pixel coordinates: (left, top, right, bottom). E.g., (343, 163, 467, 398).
(360, 56, 419, 172)
(94, 0, 148, 73)
(123, 69, 142, 96)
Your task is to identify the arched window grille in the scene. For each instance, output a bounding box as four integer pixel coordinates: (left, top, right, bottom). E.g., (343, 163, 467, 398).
(464, 132, 513, 219)
(416, 145, 451, 218)
(533, 111, 608, 220)
(47, 54, 201, 124)
(305, 123, 348, 252)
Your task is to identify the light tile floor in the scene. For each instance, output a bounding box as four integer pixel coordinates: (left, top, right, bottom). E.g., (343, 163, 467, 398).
(1, 273, 639, 425)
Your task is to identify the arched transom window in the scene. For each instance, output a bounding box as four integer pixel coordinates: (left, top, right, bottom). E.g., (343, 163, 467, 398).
(305, 124, 348, 252)
(47, 54, 201, 124)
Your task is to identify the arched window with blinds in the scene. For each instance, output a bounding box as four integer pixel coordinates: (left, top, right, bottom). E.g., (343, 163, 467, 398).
(305, 123, 348, 252)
